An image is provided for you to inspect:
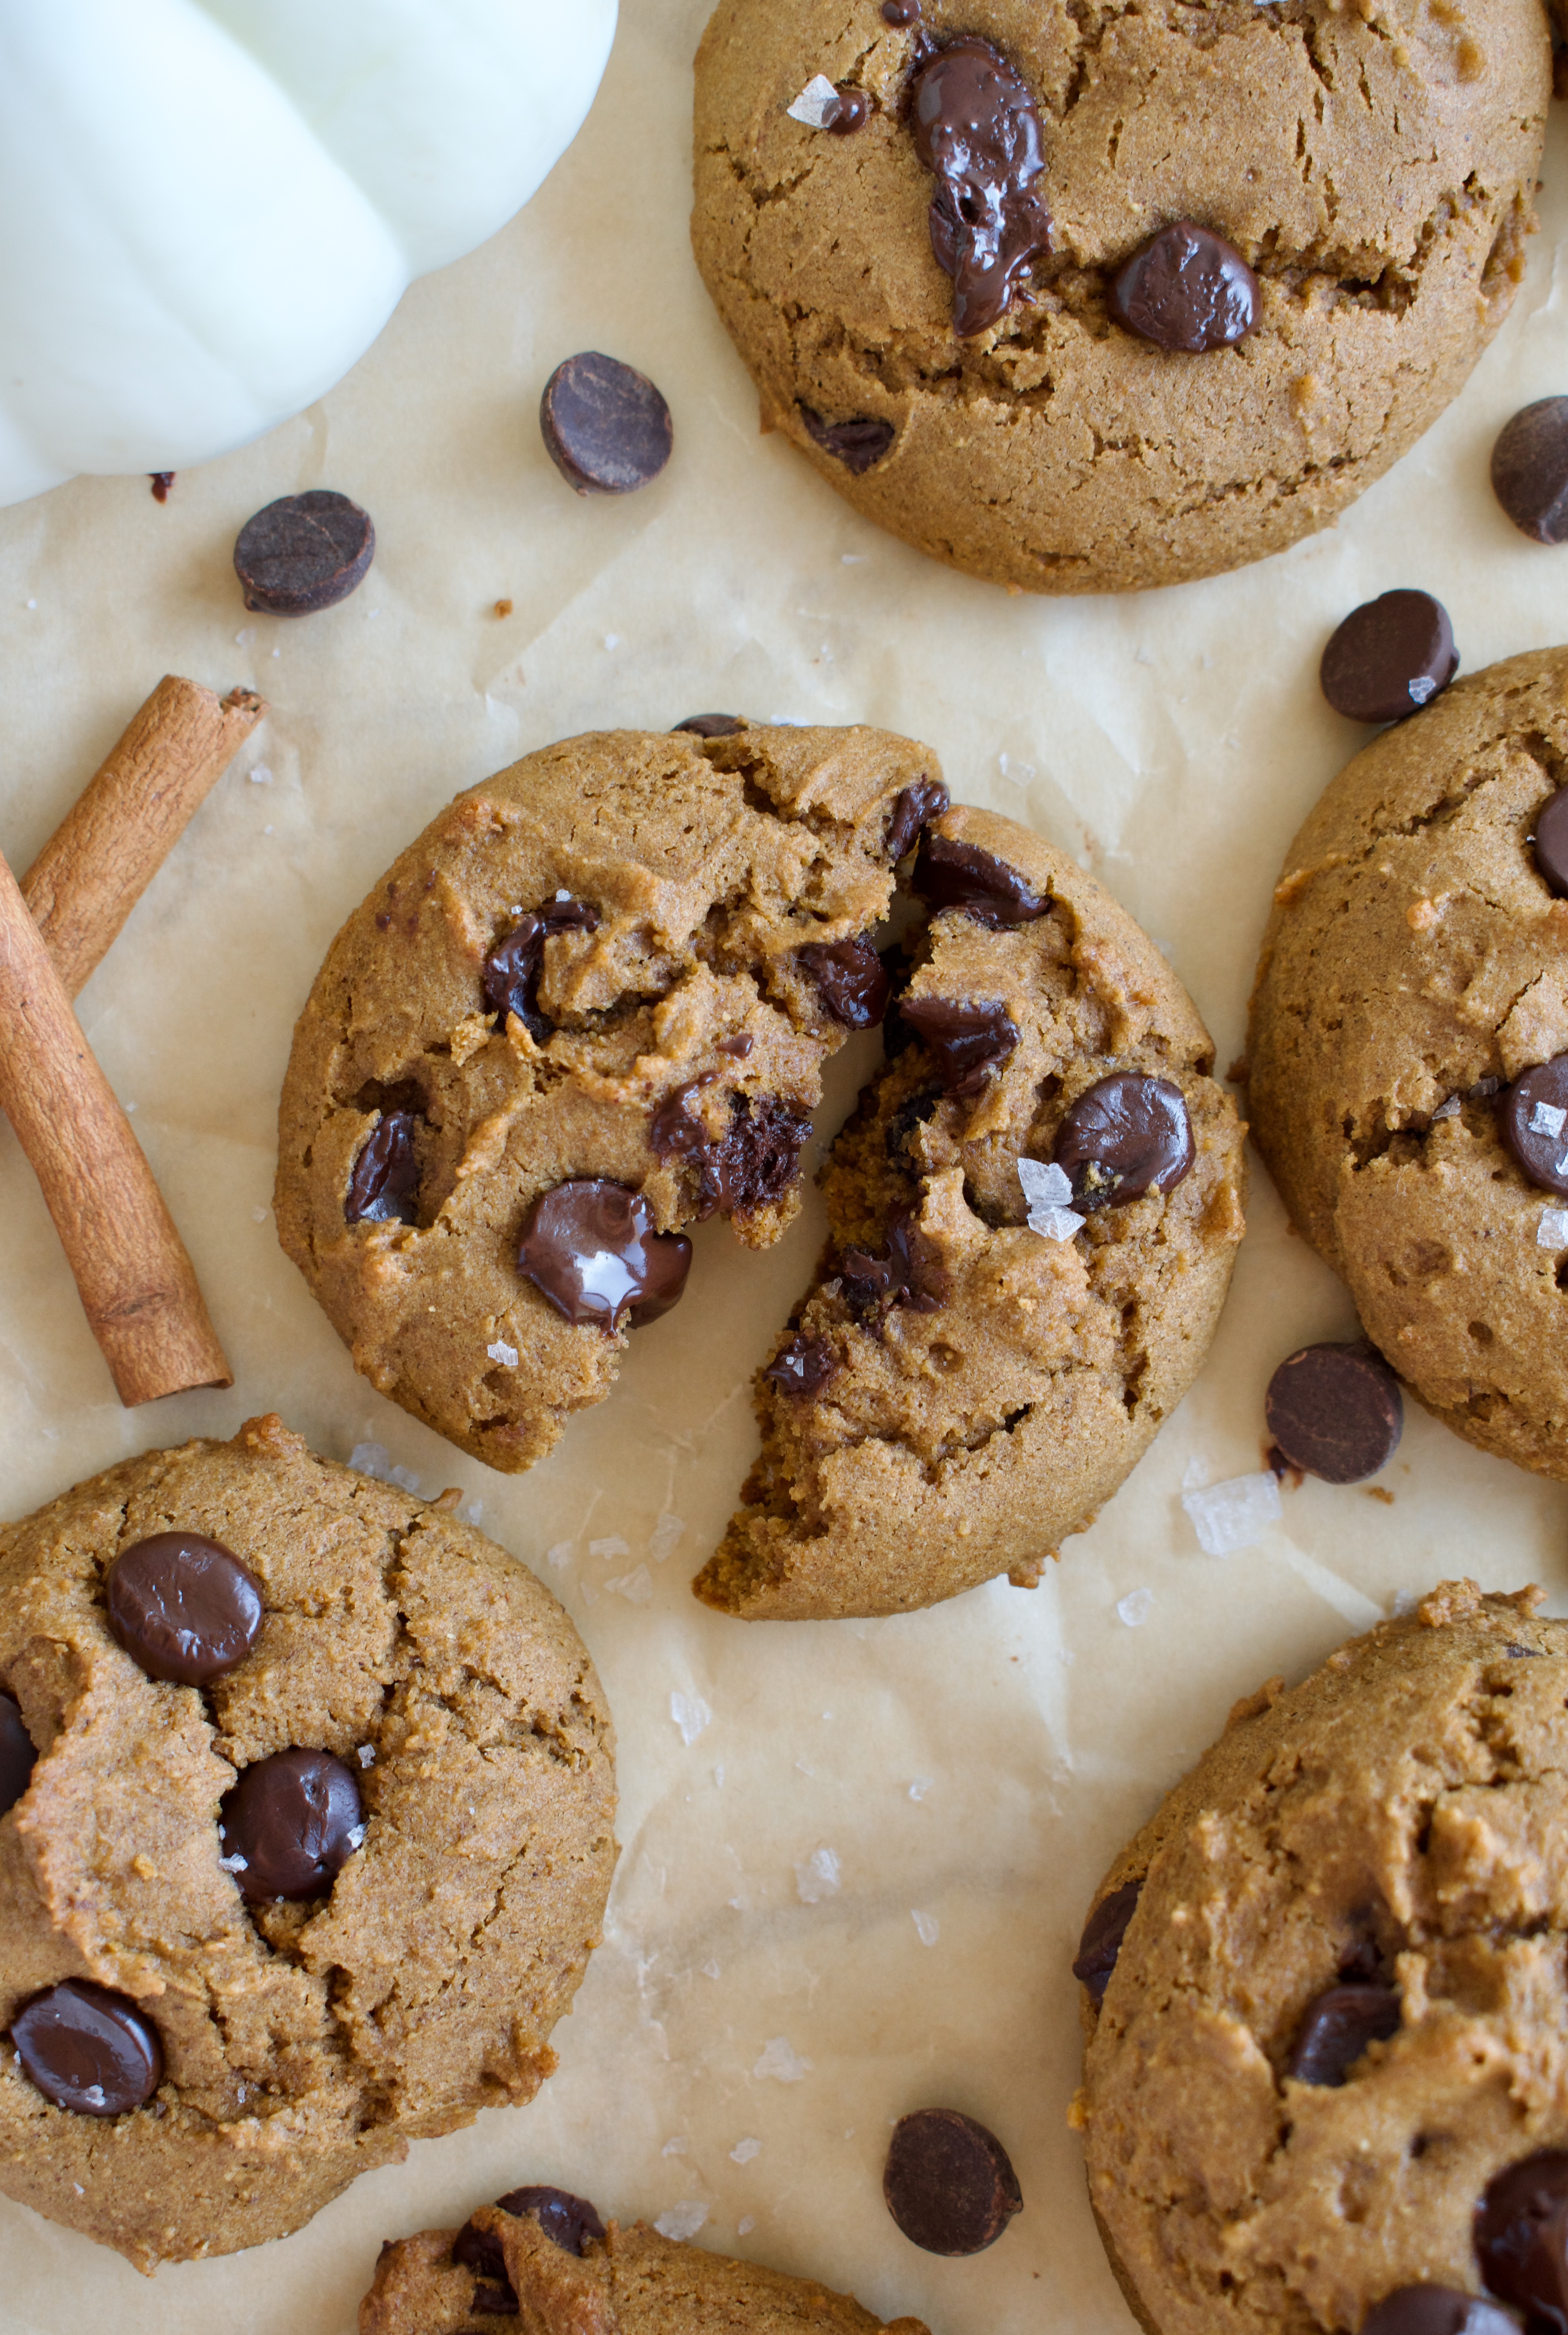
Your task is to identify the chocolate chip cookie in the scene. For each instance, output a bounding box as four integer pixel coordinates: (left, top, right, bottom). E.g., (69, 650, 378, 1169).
(1246, 645, 1568, 1480)
(0, 1416, 615, 2271)
(691, 0, 1549, 593)
(695, 804, 1247, 1620)
(361, 2181, 931, 2335)
(275, 723, 936, 1473)
(1074, 1580, 1568, 2335)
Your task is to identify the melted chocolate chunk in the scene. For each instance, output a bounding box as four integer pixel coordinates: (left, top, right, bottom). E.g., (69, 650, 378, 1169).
(1264, 1344, 1403, 1485)
(797, 933, 891, 1027)
(829, 85, 871, 133)
(912, 831, 1046, 926)
(841, 1211, 945, 1315)
(1492, 399, 1568, 544)
(107, 1533, 264, 1686)
(884, 0, 920, 19)
(671, 714, 745, 737)
(884, 776, 951, 863)
(219, 1748, 364, 1903)
(1501, 1056, 1568, 1195)
(1054, 1074, 1194, 1209)
(1362, 2293, 1520, 2335)
(12, 1980, 164, 2116)
(518, 1179, 691, 1331)
(1319, 591, 1459, 724)
(1072, 1878, 1142, 2004)
(1110, 222, 1258, 353)
(539, 353, 673, 495)
(233, 490, 376, 616)
(910, 39, 1052, 337)
(495, 2186, 607, 2257)
(1286, 1982, 1401, 2086)
(1535, 785, 1568, 898)
(884, 2109, 1023, 2255)
(650, 1086, 810, 1220)
(799, 407, 896, 474)
(346, 1110, 422, 1226)
(1478, 2152, 1568, 2327)
(899, 995, 1019, 1097)
(0, 1692, 35, 1819)
(765, 1334, 840, 1396)
(483, 899, 600, 1043)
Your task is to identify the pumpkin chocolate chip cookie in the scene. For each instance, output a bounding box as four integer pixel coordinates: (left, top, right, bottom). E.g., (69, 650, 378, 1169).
(1247, 644, 1568, 1479)
(1074, 1581, 1568, 2335)
(691, 0, 1549, 593)
(0, 1416, 615, 2271)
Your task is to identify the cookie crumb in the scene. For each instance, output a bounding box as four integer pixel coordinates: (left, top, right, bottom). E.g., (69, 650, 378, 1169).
(494, 599, 513, 618)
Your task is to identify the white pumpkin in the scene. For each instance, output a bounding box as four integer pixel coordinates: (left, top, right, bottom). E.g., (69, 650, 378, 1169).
(0, 0, 617, 505)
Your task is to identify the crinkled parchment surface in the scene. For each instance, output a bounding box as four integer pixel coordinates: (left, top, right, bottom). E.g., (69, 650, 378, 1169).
(0, 7, 1565, 2333)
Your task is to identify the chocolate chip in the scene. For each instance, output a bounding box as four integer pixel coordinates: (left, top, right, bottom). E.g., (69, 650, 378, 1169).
(841, 1210, 945, 1315)
(1109, 221, 1258, 353)
(797, 934, 891, 1027)
(671, 714, 745, 737)
(11, 1979, 163, 2115)
(233, 490, 375, 617)
(106, 1533, 264, 1687)
(1286, 1982, 1400, 2085)
(910, 39, 1052, 338)
(1362, 2291, 1520, 2335)
(799, 407, 896, 474)
(219, 1747, 364, 1902)
(828, 85, 870, 132)
(1478, 2152, 1568, 2326)
(1264, 1344, 1404, 1485)
(765, 1334, 839, 1395)
(884, 2109, 1023, 2255)
(1534, 785, 1568, 898)
(149, 472, 174, 503)
(1492, 399, 1568, 544)
(539, 353, 672, 495)
(1501, 1056, 1568, 1195)
(495, 2186, 606, 2257)
(346, 1110, 422, 1226)
(650, 1086, 810, 1220)
(468, 2281, 520, 2315)
(899, 995, 1020, 1097)
(912, 831, 1046, 926)
(1072, 1878, 1142, 2004)
(1319, 591, 1459, 723)
(484, 898, 600, 1045)
(884, 777, 950, 863)
(518, 1179, 692, 1332)
(883, 0, 920, 21)
(1054, 1074, 1194, 1209)
(0, 1693, 35, 1819)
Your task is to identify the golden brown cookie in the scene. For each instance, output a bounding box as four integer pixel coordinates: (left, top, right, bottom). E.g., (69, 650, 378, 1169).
(1074, 1580, 1568, 2335)
(0, 1416, 615, 2271)
(1247, 645, 1568, 1479)
(695, 804, 1247, 1619)
(361, 2185, 931, 2335)
(691, 0, 1549, 594)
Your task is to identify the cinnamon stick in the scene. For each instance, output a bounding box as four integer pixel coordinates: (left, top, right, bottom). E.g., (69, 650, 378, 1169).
(22, 675, 263, 998)
(0, 847, 231, 1405)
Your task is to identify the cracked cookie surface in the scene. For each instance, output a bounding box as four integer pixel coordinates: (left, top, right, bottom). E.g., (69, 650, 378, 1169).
(0, 1416, 615, 2270)
(696, 806, 1247, 1620)
(1076, 1581, 1568, 2335)
(691, 0, 1548, 593)
(1247, 646, 1568, 1478)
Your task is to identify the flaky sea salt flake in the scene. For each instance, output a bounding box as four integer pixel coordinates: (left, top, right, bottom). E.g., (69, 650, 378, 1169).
(787, 73, 842, 128)
(662, 2136, 687, 2157)
(486, 1340, 519, 1367)
(731, 2137, 762, 2163)
(607, 1564, 654, 1603)
(1117, 1587, 1154, 1627)
(1432, 1095, 1461, 1121)
(655, 2204, 708, 2241)
(912, 1910, 940, 1946)
(1539, 1208, 1568, 1249)
(1531, 1100, 1567, 1138)
(650, 1513, 686, 1563)
(1182, 1471, 1282, 1557)
(546, 1541, 574, 1571)
(590, 1535, 631, 1561)
(754, 2036, 813, 2082)
(671, 1691, 713, 1746)
(738, 2216, 756, 2237)
(356, 1744, 376, 1767)
(348, 1442, 391, 1480)
(795, 1846, 841, 1904)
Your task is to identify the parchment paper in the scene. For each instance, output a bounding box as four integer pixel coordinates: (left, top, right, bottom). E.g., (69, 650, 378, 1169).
(1, 9, 1567, 2332)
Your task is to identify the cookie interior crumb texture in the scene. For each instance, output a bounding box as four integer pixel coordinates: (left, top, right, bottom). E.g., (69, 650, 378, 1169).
(1247, 645, 1568, 1478)
(691, 0, 1549, 593)
(0, 1417, 616, 2272)
(696, 804, 1247, 1620)
(1076, 1581, 1568, 2335)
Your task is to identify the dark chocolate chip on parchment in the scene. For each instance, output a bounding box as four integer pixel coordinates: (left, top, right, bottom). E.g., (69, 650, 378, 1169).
(671, 714, 745, 737)
(1264, 1344, 1403, 1485)
(234, 490, 375, 616)
(1492, 398, 1568, 544)
(884, 2107, 1023, 2255)
(1319, 591, 1458, 724)
(540, 353, 673, 495)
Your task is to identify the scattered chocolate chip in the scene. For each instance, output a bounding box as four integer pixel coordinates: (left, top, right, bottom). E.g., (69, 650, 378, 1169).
(912, 831, 1046, 926)
(765, 1334, 840, 1395)
(829, 85, 871, 132)
(841, 1210, 945, 1315)
(1072, 1878, 1142, 2004)
(106, 1533, 264, 1686)
(149, 472, 174, 502)
(1264, 1344, 1404, 1485)
(1534, 785, 1568, 897)
(672, 714, 745, 737)
(0, 1692, 35, 1819)
(1287, 1982, 1401, 2085)
(496, 2186, 607, 2257)
(1492, 399, 1568, 544)
(468, 2280, 520, 2315)
(539, 353, 672, 496)
(883, 0, 920, 20)
(910, 39, 1052, 337)
(219, 1747, 364, 1902)
(1363, 2291, 1520, 2335)
(884, 777, 950, 862)
(483, 898, 600, 1043)
(900, 995, 1019, 1097)
(884, 2108, 1023, 2255)
(518, 1180, 692, 1332)
(797, 934, 891, 1027)
(233, 490, 375, 616)
(1478, 2152, 1568, 2326)
(1054, 1074, 1194, 1209)
(345, 1110, 422, 1226)
(11, 1979, 163, 2115)
(799, 407, 896, 474)
(1319, 591, 1459, 723)
(650, 1085, 810, 1220)
(1501, 1056, 1568, 1195)
(1109, 221, 1258, 353)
